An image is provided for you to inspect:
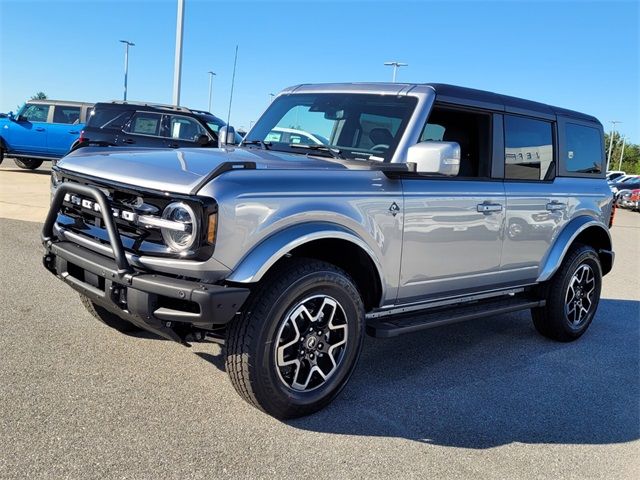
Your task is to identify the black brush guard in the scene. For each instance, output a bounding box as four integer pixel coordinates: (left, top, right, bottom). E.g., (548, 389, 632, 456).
(42, 183, 249, 344)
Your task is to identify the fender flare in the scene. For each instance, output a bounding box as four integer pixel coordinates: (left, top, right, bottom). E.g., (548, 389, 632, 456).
(226, 222, 385, 297)
(537, 215, 613, 282)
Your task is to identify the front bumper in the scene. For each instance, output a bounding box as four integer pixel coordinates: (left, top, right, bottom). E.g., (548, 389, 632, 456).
(42, 182, 249, 343)
(43, 241, 250, 342)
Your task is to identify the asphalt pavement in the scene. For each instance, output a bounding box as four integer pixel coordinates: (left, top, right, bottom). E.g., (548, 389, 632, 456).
(0, 163, 638, 479)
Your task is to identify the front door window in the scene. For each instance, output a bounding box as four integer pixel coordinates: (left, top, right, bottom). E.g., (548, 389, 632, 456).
(20, 104, 51, 122)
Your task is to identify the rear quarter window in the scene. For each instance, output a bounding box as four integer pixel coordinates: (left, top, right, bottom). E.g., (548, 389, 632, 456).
(87, 108, 133, 130)
(564, 123, 603, 174)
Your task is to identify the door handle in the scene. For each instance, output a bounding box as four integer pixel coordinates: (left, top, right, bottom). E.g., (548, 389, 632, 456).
(167, 142, 179, 148)
(546, 201, 566, 211)
(35, 127, 45, 132)
(477, 202, 503, 213)
(68, 130, 79, 134)
(122, 139, 135, 144)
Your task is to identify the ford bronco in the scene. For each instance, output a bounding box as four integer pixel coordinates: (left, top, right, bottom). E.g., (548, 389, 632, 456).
(43, 83, 614, 418)
(0, 99, 93, 169)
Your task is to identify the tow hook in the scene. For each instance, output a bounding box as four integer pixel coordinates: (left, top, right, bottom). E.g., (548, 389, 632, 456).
(42, 254, 54, 273)
(109, 285, 127, 308)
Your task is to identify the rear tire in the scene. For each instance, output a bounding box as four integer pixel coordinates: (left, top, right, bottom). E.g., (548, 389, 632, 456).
(79, 294, 142, 333)
(225, 259, 365, 419)
(14, 158, 43, 170)
(531, 244, 602, 342)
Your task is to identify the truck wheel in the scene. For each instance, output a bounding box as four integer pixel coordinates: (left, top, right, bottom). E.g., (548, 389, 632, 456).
(79, 294, 141, 333)
(225, 259, 365, 419)
(14, 158, 44, 170)
(531, 244, 602, 342)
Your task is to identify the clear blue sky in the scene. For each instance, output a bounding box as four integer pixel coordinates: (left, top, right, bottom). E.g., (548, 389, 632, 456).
(1, 0, 638, 141)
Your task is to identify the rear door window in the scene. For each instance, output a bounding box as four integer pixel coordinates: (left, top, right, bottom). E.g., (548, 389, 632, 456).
(504, 115, 554, 180)
(564, 123, 603, 174)
(53, 106, 81, 124)
(127, 112, 163, 136)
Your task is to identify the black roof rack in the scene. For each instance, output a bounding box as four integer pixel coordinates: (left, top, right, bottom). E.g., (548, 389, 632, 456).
(103, 101, 214, 117)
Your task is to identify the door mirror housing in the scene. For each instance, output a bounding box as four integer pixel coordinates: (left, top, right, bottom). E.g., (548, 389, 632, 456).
(196, 134, 210, 146)
(407, 141, 461, 176)
(218, 126, 238, 147)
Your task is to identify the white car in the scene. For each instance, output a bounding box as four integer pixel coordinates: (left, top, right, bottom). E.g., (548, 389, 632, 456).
(606, 170, 626, 182)
(265, 127, 329, 146)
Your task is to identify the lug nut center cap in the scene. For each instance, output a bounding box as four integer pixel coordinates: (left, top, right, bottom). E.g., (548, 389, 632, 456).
(305, 337, 317, 349)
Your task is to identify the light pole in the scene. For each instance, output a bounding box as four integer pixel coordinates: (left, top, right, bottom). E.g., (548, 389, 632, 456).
(172, 0, 185, 106)
(607, 120, 622, 171)
(207, 71, 216, 112)
(384, 61, 408, 82)
(617, 134, 626, 171)
(119, 40, 134, 101)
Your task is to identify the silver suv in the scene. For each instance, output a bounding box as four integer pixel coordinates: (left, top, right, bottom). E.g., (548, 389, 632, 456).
(43, 83, 614, 418)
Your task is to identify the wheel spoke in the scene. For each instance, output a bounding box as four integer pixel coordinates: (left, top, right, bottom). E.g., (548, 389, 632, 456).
(276, 311, 302, 367)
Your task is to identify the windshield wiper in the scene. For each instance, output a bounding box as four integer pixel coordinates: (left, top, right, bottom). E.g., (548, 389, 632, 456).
(241, 139, 271, 150)
(288, 143, 344, 159)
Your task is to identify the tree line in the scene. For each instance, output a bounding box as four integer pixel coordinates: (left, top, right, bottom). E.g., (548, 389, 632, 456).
(605, 132, 639, 174)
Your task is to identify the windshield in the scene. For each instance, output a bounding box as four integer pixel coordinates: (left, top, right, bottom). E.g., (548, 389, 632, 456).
(244, 93, 417, 161)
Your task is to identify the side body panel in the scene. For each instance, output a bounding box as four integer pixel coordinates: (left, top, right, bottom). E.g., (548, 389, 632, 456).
(8, 117, 49, 154)
(47, 121, 84, 156)
(502, 180, 567, 283)
(398, 179, 506, 302)
(198, 169, 404, 306)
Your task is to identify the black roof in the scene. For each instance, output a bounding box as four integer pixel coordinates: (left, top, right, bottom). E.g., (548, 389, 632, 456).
(425, 83, 600, 124)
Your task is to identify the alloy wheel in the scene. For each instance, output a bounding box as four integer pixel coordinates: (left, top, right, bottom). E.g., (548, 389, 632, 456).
(564, 263, 596, 326)
(274, 294, 348, 392)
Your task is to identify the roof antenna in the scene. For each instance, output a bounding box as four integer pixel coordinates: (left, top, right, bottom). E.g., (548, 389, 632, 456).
(226, 45, 238, 127)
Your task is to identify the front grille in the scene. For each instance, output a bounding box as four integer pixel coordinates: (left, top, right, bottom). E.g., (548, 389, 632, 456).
(57, 177, 167, 254)
(54, 171, 215, 259)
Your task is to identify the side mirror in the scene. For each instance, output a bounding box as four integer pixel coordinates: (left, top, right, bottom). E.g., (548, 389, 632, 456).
(218, 126, 238, 147)
(407, 141, 460, 176)
(196, 134, 210, 146)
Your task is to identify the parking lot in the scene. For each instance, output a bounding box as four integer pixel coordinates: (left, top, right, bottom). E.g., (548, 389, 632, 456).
(0, 161, 638, 479)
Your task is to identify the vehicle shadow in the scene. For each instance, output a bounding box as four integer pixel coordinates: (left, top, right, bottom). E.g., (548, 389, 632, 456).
(0, 166, 52, 175)
(281, 298, 640, 448)
(192, 299, 639, 448)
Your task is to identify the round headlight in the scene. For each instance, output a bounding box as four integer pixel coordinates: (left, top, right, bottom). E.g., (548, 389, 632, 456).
(161, 202, 199, 253)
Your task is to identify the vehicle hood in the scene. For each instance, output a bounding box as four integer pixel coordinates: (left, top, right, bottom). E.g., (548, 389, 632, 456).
(58, 146, 372, 195)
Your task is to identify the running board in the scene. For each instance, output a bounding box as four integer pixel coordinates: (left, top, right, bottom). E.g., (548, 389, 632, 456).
(366, 296, 545, 338)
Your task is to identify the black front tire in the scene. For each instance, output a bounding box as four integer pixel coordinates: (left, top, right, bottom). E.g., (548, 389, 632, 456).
(14, 158, 44, 170)
(225, 259, 365, 419)
(79, 294, 142, 333)
(531, 244, 602, 342)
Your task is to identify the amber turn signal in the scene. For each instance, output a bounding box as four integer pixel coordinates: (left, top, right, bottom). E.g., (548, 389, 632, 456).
(207, 213, 217, 244)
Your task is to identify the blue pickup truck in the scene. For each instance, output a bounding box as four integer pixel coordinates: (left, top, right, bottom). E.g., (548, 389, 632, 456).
(0, 99, 93, 169)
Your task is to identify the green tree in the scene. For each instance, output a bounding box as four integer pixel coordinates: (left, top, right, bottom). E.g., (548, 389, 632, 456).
(29, 92, 47, 100)
(605, 132, 640, 174)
